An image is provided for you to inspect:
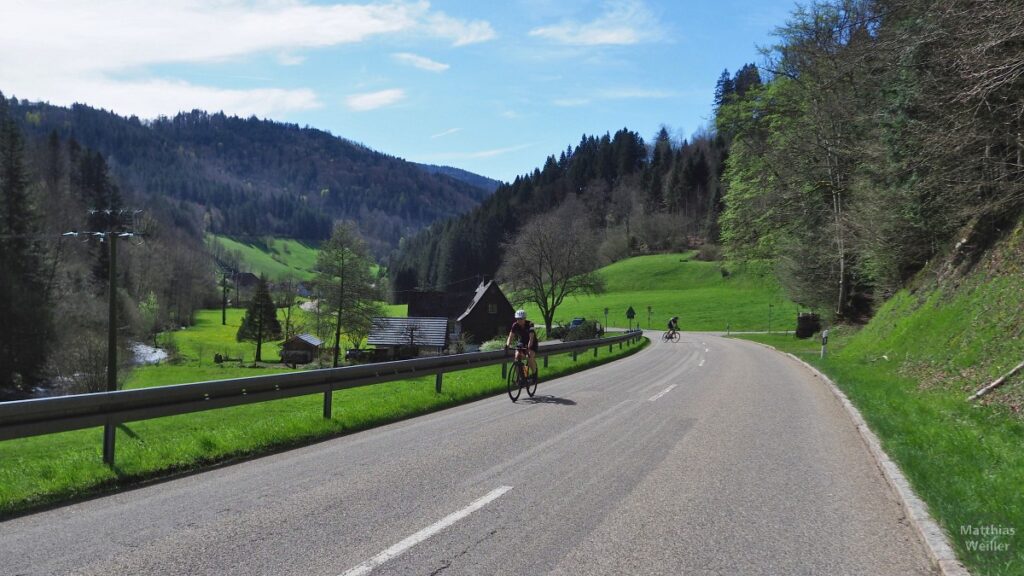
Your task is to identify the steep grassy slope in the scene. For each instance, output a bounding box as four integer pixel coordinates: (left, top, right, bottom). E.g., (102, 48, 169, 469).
(211, 235, 319, 281)
(741, 220, 1024, 576)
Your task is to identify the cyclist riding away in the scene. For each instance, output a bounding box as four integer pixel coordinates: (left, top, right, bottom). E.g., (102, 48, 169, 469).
(667, 316, 680, 338)
(506, 309, 538, 379)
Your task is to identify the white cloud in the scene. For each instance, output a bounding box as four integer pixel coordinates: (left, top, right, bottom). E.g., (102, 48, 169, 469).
(277, 53, 307, 66)
(425, 12, 497, 46)
(394, 52, 450, 72)
(0, 1, 494, 118)
(552, 87, 674, 107)
(346, 89, 406, 111)
(528, 0, 665, 46)
(427, 144, 533, 160)
(431, 127, 462, 139)
(82, 79, 321, 119)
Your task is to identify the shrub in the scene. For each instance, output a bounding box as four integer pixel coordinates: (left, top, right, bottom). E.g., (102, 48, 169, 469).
(564, 320, 602, 341)
(479, 338, 507, 352)
(696, 243, 723, 261)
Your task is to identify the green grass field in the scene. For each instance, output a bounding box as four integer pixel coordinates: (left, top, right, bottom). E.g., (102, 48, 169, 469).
(522, 254, 795, 332)
(128, 308, 293, 389)
(0, 336, 647, 518)
(735, 225, 1024, 576)
(210, 235, 319, 281)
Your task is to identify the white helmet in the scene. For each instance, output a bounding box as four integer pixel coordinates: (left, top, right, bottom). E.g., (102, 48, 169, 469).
(515, 309, 527, 319)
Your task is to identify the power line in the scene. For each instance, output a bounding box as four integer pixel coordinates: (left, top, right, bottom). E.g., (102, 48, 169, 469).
(64, 208, 145, 467)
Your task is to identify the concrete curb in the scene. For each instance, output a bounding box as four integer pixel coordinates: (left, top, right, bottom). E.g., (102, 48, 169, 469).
(771, 348, 971, 576)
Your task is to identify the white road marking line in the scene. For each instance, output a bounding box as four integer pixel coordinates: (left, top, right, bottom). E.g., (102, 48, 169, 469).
(340, 486, 512, 576)
(648, 384, 677, 402)
(699, 358, 705, 367)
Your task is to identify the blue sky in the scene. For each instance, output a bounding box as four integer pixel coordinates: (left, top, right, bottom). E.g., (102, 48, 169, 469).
(1, 1, 796, 182)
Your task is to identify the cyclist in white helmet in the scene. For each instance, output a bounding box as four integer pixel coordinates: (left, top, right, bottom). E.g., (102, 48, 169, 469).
(506, 309, 538, 379)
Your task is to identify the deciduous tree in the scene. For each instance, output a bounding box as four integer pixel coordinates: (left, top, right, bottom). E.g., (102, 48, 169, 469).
(316, 222, 381, 367)
(497, 197, 604, 335)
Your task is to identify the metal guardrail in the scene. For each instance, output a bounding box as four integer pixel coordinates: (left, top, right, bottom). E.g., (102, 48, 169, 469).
(0, 330, 643, 465)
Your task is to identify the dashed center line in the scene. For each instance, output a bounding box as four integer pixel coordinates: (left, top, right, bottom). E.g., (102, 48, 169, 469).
(648, 384, 677, 402)
(340, 486, 512, 576)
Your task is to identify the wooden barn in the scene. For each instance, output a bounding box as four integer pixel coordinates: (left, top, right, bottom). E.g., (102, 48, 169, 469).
(456, 280, 516, 343)
(279, 333, 322, 365)
(405, 279, 515, 344)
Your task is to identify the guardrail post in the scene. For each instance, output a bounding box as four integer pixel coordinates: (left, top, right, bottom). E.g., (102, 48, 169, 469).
(619, 341, 622, 350)
(543, 355, 548, 368)
(435, 372, 443, 393)
(608, 343, 612, 353)
(103, 421, 116, 466)
(501, 362, 507, 379)
(593, 347, 598, 358)
(572, 351, 577, 362)
(323, 387, 333, 419)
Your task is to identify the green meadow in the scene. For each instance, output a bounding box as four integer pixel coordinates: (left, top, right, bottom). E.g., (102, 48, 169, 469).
(210, 235, 319, 281)
(522, 253, 796, 332)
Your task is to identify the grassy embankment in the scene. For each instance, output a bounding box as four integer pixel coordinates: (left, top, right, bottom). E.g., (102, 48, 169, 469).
(524, 253, 796, 332)
(737, 224, 1024, 576)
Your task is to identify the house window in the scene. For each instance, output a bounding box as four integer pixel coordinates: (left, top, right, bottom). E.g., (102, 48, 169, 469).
(488, 304, 497, 314)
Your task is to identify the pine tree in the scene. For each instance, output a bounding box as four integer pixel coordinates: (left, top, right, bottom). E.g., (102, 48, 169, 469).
(236, 275, 281, 363)
(0, 93, 52, 396)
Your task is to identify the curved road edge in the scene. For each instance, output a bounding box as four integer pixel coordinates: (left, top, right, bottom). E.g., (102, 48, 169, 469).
(746, 339, 971, 576)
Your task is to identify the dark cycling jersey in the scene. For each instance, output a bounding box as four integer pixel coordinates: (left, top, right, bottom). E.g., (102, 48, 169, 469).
(667, 319, 679, 331)
(509, 320, 538, 350)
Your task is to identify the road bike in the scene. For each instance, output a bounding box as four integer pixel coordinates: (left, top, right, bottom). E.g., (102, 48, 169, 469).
(506, 346, 538, 401)
(662, 330, 681, 343)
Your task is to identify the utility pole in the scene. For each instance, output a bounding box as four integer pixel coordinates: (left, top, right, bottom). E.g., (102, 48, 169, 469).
(64, 209, 143, 467)
(221, 272, 230, 325)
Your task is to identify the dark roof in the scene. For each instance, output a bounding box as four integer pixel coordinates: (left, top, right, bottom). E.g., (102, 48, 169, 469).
(233, 272, 260, 286)
(368, 317, 448, 348)
(407, 290, 472, 318)
(458, 280, 506, 321)
(290, 333, 322, 347)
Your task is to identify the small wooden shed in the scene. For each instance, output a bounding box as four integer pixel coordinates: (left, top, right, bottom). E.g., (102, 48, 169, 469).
(279, 333, 323, 365)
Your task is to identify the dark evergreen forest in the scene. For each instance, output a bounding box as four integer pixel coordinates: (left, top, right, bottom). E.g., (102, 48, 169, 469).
(387, 64, 761, 298)
(7, 101, 492, 256)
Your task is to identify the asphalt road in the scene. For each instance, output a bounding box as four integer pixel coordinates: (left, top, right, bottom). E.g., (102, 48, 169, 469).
(1, 334, 935, 575)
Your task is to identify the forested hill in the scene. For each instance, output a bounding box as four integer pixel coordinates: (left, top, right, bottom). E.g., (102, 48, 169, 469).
(7, 100, 493, 255)
(416, 163, 502, 194)
(388, 119, 743, 298)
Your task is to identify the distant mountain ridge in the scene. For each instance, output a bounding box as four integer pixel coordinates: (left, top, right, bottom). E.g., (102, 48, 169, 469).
(416, 163, 503, 193)
(8, 99, 493, 255)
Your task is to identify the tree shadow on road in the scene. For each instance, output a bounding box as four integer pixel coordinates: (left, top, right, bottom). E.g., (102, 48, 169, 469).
(520, 394, 577, 406)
